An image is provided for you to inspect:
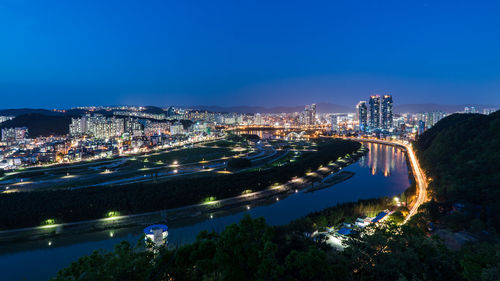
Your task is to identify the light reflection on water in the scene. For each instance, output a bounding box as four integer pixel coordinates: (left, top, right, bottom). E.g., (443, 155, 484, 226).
(360, 142, 406, 177)
(0, 141, 411, 281)
(235, 129, 282, 139)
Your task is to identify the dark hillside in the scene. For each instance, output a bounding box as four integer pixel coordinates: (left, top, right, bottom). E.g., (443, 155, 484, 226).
(415, 111, 500, 227)
(0, 114, 73, 137)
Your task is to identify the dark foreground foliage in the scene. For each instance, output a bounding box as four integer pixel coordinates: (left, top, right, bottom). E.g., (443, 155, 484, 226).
(52, 216, 463, 281)
(415, 111, 500, 230)
(415, 110, 500, 280)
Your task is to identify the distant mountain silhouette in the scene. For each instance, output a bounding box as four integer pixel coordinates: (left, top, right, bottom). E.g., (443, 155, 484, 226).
(184, 103, 352, 114)
(1, 103, 497, 117)
(395, 104, 498, 113)
(185, 103, 499, 114)
(0, 108, 62, 117)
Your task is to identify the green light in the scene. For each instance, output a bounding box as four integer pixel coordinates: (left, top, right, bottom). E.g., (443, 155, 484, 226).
(107, 211, 119, 217)
(203, 196, 216, 203)
(42, 219, 56, 225)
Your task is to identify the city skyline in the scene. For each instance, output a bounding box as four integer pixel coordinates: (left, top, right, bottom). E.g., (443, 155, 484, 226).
(1, 1, 499, 280)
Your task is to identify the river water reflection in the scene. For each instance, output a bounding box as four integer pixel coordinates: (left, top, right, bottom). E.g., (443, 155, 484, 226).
(0, 142, 410, 281)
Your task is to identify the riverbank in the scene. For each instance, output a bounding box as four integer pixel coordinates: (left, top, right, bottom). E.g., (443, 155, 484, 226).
(0, 139, 359, 229)
(305, 171, 355, 193)
(2, 140, 416, 281)
(0, 140, 367, 243)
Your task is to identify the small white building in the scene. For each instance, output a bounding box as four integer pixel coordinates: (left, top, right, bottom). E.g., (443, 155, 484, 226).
(144, 224, 168, 248)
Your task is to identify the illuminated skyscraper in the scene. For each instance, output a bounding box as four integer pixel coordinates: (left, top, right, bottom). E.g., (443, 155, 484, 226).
(254, 113, 262, 125)
(417, 120, 426, 135)
(301, 104, 316, 125)
(464, 106, 477, 114)
(381, 95, 393, 129)
(369, 95, 381, 129)
(423, 111, 447, 128)
(356, 101, 368, 131)
(330, 114, 338, 131)
(483, 108, 496, 115)
(310, 103, 317, 124)
(1, 127, 28, 142)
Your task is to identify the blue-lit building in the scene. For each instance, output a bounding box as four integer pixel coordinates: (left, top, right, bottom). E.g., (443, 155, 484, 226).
(369, 95, 381, 129)
(417, 120, 426, 135)
(357, 101, 368, 131)
(381, 95, 393, 129)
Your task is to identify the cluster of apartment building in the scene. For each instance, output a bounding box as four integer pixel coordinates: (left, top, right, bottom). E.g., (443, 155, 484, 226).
(355, 95, 393, 132)
(1, 127, 29, 143)
(0, 137, 67, 169)
(0, 116, 14, 124)
(299, 104, 317, 125)
(69, 115, 144, 139)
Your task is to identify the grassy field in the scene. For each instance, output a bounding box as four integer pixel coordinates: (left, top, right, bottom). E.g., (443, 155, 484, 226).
(1, 146, 245, 191)
(134, 147, 242, 166)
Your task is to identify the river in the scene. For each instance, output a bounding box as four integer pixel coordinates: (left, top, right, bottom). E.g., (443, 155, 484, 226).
(0, 142, 410, 281)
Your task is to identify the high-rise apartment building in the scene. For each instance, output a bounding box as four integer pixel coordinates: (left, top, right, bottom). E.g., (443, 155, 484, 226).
(301, 104, 317, 125)
(310, 103, 317, 124)
(369, 95, 381, 129)
(330, 114, 338, 131)
(69, 116, 88, 136)
(170, 122, 185, 135)
(69, 115, 142, 139)
(303, 105, 311, 125)
(417, 120, 426, 135)
(356, 101, 368, 131)
(425, 111, 447, 128)
(0, 116, 14, 124)
(1, 127, 28, 142)
(254, 113, 262, 125)
(464, 106, 477, 114)
(483, 108, 496, 115)
(381, 95, 393, 129)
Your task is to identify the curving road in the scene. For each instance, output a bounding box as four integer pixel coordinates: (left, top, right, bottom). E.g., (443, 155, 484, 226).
(340, 137, 428, 224)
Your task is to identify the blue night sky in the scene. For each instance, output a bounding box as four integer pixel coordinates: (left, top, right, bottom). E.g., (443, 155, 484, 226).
(1, 0, 499, 108)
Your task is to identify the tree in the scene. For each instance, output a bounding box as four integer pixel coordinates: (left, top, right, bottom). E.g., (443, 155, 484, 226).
(51, 241, 153, 281)
(214, 216, 276, 280)
(459, 242, 500, 281)
(344, 223, 460, 281)
(283, 248, 339, 281)
(389, 211, 405, 224)
(420, 198, 439, 221)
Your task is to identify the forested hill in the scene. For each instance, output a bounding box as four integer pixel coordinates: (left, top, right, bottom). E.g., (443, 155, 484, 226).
(0, 114, 73, 137)
(415, 111, 500, 213)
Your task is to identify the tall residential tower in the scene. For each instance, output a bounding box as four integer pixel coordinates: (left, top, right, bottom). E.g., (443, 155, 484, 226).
(356, 101, 368, 131)
(381, 95, 393, 129)
(369, 95, 381, 129)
